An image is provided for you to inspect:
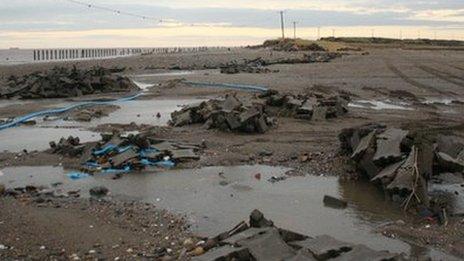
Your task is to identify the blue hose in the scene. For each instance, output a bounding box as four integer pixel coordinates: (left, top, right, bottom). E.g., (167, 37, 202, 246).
(0, 93, 143, 131)
(182, 81, 268, 93)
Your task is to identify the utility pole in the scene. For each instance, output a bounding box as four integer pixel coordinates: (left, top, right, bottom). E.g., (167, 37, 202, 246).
(293, 22, 297, 39)
(371, 29, 375, 38)
(317, 27, 321, 40)
(332, 29, 335, 38)
(279, 11, 285, 39)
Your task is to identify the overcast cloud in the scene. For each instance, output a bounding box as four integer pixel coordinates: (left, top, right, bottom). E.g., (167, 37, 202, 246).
(0, 0, 463, 48)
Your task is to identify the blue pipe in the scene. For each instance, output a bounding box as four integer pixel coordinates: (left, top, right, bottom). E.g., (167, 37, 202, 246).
(0, 93, 143, 131)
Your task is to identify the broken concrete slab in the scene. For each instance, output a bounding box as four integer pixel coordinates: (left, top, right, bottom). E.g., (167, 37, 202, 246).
(289, 235, 353, 260)
(250, 209, 274, 228)
(332, 244, 402, 261)
(433, 173, 464, 185)
(223, 227, 271, 245)
(358, 145, 380, 179)
(387, 148, 416, 192)
(429, 183, 464, 216)
(284, 249, 317, 261)
(436, 135, 464, 159)
(436, 152, 464, 173)
(351, 131, 375, 161)
(171, 149, 201, 162)
(373, 128, 409, 165)
(312, 106, 328, 121)
(371, 160, 405, 184)
(238, 228, 296, 261)
(191, 245, 250, 261)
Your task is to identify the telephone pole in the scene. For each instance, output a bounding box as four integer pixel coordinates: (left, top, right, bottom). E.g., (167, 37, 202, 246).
(293, 21, 297, 39)
(317, 27, 321, 40)
(280, 11, 285, 39)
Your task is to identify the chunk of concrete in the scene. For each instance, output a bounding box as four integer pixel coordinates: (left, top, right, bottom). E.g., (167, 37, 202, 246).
(332, 244, 401, 261)
(171, 109, 192, 127)
(371, 160, 405, 184)
(250, 209, 274, 228)
(284, 249, 317, 261)
(171, 149, 200, 162)
(223, 227, 271, 245)
(351, 131, 375, 160)
(312, 106, 328, 121)
(191, 245, 250, 261)
(289, 235, 353, 260)
(221, 95, 242, 112)
(433, 173, 464, 185)
(109, 149, 138, 167)
(238, 228, 296, 261)
(323, 195, 348, 209)
(373, 128, 409, 165)
(358, 145, 380, 179)
(387, 149, 416, 192)
(436, 152, 464, 173)
(436, 135, 464, 158)
(429, 183, 464, 216)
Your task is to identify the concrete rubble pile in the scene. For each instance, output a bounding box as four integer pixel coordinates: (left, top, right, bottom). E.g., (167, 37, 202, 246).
(220, 53, 341, 75)
(339, 123, 464, 218)
(1, 66, 139, 99)
(220, 58, 274, 74)
(262, 90, 350, 121)
(261, 39, 327, 52)
(191, 209, 405, 261)
(170, 94, 275, 133)
(49, 132, 202, 174)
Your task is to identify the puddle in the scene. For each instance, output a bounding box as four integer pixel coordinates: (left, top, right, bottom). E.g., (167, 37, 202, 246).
(39, 99, 204, 127)
(0, 127, 99, 152)
(349, 100, 413, 111)
(134, 71, 197, 77)
(0, 165, 455, 259)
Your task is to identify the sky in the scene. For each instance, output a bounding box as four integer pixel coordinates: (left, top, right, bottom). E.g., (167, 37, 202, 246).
(0, 0, 463, 48)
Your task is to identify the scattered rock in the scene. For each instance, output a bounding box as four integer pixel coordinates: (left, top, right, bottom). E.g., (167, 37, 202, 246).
(323, 195, 348, 209)
(89, 186, 109, 197)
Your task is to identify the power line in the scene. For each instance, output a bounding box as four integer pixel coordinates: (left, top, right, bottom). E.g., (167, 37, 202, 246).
(64, 0, 166, 24)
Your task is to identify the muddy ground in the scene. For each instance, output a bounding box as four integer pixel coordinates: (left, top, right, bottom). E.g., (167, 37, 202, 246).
(1, 47, 464, 260)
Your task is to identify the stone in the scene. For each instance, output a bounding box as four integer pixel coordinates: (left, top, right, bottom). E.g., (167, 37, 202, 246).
(289, 235, 353, 260)
(373, 128, 409, 165)
(323, 195, 348, 209)
(0, 183, 5, 195)
(89, 186, 109, 197)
